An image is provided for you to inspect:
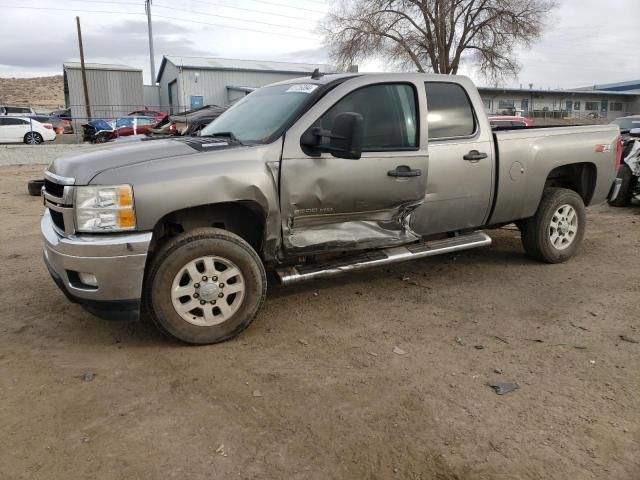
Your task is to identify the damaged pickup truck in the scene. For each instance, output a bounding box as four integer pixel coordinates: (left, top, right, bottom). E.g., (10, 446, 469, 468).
(41, 73, 620, 344)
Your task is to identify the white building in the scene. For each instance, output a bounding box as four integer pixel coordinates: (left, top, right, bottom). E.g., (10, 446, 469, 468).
(155, 56, 335, 113)
(477, 86, 637, 121)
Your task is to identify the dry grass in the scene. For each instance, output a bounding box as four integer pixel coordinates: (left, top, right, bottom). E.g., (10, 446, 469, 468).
(0, 75, 64, 112)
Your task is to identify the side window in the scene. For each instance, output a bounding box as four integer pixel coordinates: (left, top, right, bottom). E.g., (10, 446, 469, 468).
(319, 83, 418, 151)
(424, 82, 476, 140)
(0, 118, 7, 126)
(5, 118, 26, 125)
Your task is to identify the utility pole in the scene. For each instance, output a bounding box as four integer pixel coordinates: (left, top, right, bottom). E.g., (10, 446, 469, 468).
(145, 0, 156, 84)
(76, 16, 91, 119)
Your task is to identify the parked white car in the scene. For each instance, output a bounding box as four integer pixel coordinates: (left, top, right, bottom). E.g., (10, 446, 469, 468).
(0, 117, 56, 144)
(1, 105, 36, 116)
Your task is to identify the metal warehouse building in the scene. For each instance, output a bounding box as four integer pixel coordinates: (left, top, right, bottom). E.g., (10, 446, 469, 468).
(63, 62, 145, 120)
(155, 56, 335, 113)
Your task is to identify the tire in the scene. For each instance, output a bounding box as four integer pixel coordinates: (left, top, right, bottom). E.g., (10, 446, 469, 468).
(24, 132, 43, 144)
(144, 228, 267, 345)
(27, 179, 44, 196)
(607, 164, 637, 207)
(519, 187, 586, 264)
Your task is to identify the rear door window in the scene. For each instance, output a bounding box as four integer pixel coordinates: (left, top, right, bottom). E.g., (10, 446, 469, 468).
(424, 82, 476, 140)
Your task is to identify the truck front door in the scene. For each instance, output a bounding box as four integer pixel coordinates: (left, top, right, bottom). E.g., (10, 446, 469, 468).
(280, 77, 429, 254)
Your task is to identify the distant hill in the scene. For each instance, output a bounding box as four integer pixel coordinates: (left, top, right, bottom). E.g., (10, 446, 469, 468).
(0, 75, 64, 112)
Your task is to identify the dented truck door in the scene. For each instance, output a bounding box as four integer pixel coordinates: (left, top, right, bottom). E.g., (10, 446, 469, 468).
(280, 75, 429, 254)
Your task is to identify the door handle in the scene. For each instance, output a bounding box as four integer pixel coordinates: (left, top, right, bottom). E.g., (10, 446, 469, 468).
(463, 150, 488, 162)
(387, 165, 422, 177)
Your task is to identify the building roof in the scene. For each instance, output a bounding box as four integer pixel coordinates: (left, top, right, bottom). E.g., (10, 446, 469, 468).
(63, 62, 142, 72)
(571, 79, 640, 93)
(477, 86, 639, 97)
(157, 55, 335, 83)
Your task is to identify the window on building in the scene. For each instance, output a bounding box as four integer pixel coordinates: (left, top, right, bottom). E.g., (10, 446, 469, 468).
(482, 98, 491, 110)
(574, 101, 581, 111)
(498, 99, 515, 109)
(424, 82, 476, 139)
(585, 101, 599, 110)
(320, 83, 418, 150)
(610, 102, 623, 112)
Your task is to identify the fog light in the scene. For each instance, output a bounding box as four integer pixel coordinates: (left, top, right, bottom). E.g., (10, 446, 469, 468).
(78, 272, 98, 287)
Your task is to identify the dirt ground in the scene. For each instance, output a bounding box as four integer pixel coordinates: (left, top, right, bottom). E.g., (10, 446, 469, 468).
(1, 164, 638, 480)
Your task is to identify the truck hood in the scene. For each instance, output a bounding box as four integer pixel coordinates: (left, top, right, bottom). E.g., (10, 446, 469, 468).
(47, 137, 235, 184)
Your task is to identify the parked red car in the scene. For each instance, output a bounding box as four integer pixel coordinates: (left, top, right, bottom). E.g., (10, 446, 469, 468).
(488, 115, 534, 128)
(126, 109, 167, 124)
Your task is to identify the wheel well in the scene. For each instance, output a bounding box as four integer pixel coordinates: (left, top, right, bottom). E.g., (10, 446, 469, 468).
(544, 163, 597, 205)
(149, 202, 266, 257)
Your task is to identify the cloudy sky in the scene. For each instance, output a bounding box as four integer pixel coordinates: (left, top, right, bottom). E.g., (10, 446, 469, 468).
(0, 0, 637, 89)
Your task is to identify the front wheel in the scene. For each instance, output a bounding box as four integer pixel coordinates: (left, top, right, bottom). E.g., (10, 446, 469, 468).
(145, 228, 267, 344)
(519, 188, 586, 263)
(24, 132, 43, 144)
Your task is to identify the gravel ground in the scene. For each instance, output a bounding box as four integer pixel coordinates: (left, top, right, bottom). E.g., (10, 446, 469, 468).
(1, 164, 639, 480)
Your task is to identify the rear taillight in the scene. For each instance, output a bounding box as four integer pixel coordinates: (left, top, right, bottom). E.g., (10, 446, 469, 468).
(43, 124, 53, 129)
(615, 137, 623, 171)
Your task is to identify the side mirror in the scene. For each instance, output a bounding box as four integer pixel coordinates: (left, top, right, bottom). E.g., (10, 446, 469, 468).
(629, 128, 640, 138)
(300, 112, 364, 159)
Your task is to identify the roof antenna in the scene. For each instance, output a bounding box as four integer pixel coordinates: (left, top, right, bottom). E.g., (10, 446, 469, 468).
(311, 68, 323, 80)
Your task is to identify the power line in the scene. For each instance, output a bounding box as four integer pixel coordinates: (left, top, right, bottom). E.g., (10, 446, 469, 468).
(153, 4, 312, 32)
(240, 0, 326, 14)
(153, 13, 317, 40)
(0, 3, 319, 40)
(168, 0, 314, 22)
(0, 4, 144, 16)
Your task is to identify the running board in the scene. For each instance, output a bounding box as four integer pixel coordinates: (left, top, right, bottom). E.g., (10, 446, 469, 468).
(276, 231, 492, 285)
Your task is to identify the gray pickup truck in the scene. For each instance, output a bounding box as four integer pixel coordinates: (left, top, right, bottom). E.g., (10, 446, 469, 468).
(41, 73, 620, 344)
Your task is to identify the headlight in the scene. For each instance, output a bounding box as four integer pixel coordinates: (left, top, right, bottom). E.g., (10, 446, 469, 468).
(75, 185, 136, 232)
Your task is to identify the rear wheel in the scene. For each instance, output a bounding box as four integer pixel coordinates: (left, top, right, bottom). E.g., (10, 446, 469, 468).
(145, 228, 266, 344)
(519, 188, 586, 263)
(608, 164, 637, 207)
(24, 132, 43, 144)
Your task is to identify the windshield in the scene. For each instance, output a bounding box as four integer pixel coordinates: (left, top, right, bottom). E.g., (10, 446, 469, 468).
(200, 83, 319, 144)
(612, 117, 640, 130)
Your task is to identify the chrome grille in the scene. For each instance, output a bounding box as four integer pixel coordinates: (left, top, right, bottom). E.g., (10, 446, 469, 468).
(43, 171, 75, 235)
(44, 179, 64, 197)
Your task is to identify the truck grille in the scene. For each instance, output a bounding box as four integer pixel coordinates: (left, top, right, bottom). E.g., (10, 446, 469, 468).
(50, 210, 66, 231)
(43, 172, 75, 235)
(44, 179, 65, 197)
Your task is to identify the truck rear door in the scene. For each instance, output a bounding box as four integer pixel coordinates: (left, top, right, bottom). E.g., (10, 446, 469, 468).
(410, 81, 494, 236)
(279, 76, 429, 254)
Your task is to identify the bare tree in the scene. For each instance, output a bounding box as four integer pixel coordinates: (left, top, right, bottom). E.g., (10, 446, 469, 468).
(323, 0, 557, 80)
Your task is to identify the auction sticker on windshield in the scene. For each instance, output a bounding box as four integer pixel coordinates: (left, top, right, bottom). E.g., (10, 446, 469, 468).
(286, 84, 318, 94)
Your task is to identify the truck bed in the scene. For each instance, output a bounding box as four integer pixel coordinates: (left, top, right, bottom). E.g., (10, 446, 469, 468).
(489, 124, 619, 224)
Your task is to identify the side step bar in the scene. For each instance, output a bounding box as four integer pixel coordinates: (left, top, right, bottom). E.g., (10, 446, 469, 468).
(276, 231, 492, 285)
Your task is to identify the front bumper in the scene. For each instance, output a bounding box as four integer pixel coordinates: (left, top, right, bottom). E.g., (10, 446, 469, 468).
(41, 210, 152, 320)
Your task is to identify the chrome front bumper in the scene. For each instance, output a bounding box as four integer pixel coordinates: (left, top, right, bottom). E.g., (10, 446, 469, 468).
(41, 210, 152, 316)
